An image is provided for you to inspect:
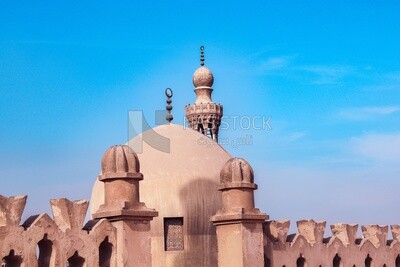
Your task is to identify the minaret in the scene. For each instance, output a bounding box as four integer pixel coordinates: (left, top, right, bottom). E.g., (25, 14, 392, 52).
(185, 46, 223, 141)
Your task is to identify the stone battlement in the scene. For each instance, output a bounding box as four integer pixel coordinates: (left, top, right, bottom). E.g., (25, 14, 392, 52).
(0, 195, 116, 266)
(264, 219, 400, 266)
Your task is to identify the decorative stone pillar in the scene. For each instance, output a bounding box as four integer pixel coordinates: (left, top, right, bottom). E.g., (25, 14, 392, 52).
(211, 158, 268, 267)
(93, 145, 158, 267)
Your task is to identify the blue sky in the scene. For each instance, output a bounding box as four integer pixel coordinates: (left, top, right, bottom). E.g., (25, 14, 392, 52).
(1, 1, 400, 235)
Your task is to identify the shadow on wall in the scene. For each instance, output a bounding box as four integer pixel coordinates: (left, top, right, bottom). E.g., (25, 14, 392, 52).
(178, 178, 221, 266)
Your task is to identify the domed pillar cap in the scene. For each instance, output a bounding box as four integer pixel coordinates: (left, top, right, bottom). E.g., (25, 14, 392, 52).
(99, 145, 143, 181)
(219, 158, 257, 190)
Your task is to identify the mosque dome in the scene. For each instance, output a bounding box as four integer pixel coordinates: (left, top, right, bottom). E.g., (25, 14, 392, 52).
(192, 66, 214, 88)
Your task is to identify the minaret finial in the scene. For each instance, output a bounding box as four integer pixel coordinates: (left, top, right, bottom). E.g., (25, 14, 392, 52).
(186, 47, 223, 142)
(200, 45, 205, 66)
(165, 88, 173, 123)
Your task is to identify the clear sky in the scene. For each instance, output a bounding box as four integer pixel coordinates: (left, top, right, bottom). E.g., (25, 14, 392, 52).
(1, 1, 400, 235)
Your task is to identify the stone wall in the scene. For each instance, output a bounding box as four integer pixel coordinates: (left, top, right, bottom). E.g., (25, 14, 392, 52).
(264, 219, 400, 267)
(0, 195, 116, 267)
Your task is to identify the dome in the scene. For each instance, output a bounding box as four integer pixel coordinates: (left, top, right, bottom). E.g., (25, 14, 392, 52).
(192, 66, 214, 88)
(220, 158, 254, 184)
(100, 145, 140, 180)
(91, 123, 231, 266)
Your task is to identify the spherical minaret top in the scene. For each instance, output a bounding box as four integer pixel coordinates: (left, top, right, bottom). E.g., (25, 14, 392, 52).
(193, 66, 214, 88)
(220, 158, 254, 184)
(192, 46, 214, 88)
(100, 145, 141, 179)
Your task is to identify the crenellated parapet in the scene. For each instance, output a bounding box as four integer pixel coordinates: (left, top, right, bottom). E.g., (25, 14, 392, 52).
(264, 219, 400, 266)
(0, 194, 116, 267)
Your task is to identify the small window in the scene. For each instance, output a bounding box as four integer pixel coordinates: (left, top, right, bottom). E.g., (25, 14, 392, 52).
(297, 255, 306, 267)
(164, 217, 184, 251)
(99, 236, 112, 267)
(67, 251, 85, 267)
(37, 234, 53, 267)
(333, 253, 342, 267)
(2, 250, 22, 267)
(365, 254, 372, 267)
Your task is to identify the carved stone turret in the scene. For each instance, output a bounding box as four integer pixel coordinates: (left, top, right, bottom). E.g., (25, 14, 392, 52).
(93, 145, 158, 266)
(212, 158, 267, 267)
(185, 46, 223, 141)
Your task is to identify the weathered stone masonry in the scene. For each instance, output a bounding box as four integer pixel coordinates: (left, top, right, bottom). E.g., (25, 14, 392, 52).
(0, 196, 116, 266)
(264, 220, 400, 267)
